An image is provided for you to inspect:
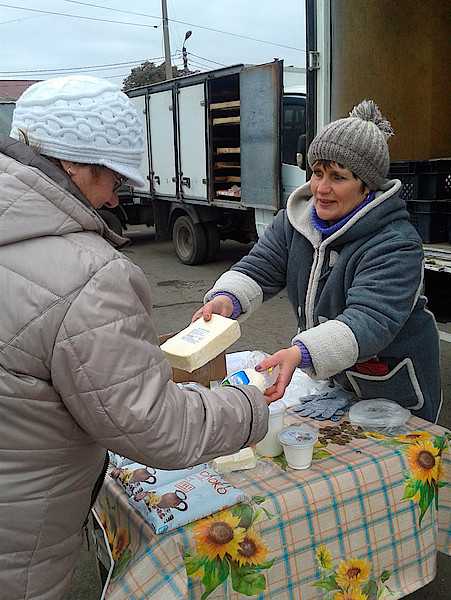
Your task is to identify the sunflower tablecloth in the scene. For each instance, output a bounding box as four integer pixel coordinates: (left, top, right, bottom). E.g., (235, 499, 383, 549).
(93, 415, 450, 600)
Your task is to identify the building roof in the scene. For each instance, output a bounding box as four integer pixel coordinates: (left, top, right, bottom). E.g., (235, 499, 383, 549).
(0, 80, 41, 102)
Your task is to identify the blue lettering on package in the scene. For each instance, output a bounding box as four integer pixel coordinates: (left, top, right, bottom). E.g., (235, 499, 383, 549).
(128, 467, 248, 534)
(110, 462, 207, 499)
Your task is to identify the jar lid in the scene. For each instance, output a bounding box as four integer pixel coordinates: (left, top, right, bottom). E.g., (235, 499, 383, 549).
(278, 425, 318, 447)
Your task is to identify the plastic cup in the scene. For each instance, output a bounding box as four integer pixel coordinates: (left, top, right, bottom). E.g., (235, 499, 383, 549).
(278, 425, 318, 470)
(255, 403, 285, 457)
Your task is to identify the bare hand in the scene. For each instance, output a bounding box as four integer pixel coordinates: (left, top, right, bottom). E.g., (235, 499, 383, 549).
(256, 346, 301, 401)
(192, 295, 233, 322)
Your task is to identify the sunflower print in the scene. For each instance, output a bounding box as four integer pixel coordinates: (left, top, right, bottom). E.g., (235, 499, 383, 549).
(99, 511, 115, 546)
(316, 544, 333, 569)
(395, 431, 431, 444)
(363, 431, 386, 440)
(112, 528, 129, 561)
(334, 588, 368, 600)
(407, 440, 441, 484)
(143, 492, 161, 509)
(336, 558, 370, 589)
(192, 510, 245, 560)
(234, 528, 268, 566)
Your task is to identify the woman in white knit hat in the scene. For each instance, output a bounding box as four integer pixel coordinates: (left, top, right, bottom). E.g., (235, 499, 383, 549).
(0, 76, 270, 600)
(194, 100, 442, 423)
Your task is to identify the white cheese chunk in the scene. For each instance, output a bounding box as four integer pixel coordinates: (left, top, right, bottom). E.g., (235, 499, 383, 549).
(161, 314, 241, 372)
(212, 447, 257, 474)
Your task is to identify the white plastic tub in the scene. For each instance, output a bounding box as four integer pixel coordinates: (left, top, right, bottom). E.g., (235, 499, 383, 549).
(278, 424, 318, 469)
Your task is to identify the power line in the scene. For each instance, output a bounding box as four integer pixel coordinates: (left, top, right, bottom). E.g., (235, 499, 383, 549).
(58, 0, 305, 52)
(187, 52, 226, 67)
(0, 15, 38, 25)
(0, 57, 168, 75)
(0, 3, 159, 29)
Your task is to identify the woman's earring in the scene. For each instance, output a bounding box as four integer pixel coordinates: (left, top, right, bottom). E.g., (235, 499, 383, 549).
(67, 169, 73, 177)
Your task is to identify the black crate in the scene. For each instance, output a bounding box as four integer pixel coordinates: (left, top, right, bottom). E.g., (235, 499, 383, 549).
(406, 199, 448, 243)
(418, 159, 451, 200)
(389, 160, 423, 201)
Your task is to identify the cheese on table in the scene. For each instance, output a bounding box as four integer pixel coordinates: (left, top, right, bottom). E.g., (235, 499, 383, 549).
(160, 314, 241, 372)
(212, 448, 257, 473)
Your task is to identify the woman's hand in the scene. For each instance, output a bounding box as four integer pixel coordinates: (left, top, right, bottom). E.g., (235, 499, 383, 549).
(256, 346, 301, 401)
(192, 294, 233, 322)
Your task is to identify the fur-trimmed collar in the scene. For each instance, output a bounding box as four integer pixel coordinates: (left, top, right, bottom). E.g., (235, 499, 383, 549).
(286, 179, 403, 247)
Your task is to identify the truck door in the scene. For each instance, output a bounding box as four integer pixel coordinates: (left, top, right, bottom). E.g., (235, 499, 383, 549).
(129, 95, 150, 192)
(148, 90, 177, 197)
(240, 60, 283, 211)
(177, 83, 208, 201)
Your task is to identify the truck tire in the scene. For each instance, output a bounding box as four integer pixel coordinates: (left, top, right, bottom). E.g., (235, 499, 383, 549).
(172, 214, 208, 265)
(97, 209, 123, 237)
(205, 222, 220, 262)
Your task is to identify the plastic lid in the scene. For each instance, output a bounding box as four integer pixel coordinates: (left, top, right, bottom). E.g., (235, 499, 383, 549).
(349, 399, 411, 428)
(278, 425, 318, 447)
(268, 401, 285, 416)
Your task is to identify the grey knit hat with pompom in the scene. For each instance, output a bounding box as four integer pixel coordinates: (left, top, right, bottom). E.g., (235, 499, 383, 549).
(307, 99, 394, 190)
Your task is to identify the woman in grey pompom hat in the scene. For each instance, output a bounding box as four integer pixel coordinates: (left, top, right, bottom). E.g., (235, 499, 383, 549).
(196, 99, 441, 424)
(0, 79, 271, 599)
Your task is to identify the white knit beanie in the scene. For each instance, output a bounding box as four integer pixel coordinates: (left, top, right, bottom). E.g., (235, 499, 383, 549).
(10, 75, 145, 187)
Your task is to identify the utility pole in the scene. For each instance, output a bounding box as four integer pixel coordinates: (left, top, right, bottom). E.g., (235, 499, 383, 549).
(161, 0, 172, 80)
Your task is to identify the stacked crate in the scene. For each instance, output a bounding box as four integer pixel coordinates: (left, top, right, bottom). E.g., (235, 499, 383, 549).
(389, 159, 451, 243)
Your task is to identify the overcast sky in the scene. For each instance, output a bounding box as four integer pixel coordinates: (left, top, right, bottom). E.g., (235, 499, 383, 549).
(0, 0, 306, 85)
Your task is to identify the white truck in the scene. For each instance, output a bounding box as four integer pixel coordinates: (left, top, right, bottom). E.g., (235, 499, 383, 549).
(110, 60, 307, 264)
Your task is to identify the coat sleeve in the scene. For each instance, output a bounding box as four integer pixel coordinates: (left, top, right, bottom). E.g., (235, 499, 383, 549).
(50, 257, 268, 469)
(204, 210, 289, 318)
(293, 235, 424, 379)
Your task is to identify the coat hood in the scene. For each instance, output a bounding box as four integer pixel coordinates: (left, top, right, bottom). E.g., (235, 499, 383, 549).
(0, 136, 127, 248)
(286, 178, 406, 247)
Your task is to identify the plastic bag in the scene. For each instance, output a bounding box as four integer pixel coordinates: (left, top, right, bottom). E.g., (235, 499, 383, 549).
(280, 368, 333, 408)
(349, 399, 411, 433)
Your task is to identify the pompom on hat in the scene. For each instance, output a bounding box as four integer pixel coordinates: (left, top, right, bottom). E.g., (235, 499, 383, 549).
(307, 99, 395, 190)
(10, 75, 146, 187)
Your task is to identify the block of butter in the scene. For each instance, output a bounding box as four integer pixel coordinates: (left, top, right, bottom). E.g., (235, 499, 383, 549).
(160, 314, 241, 372)
(212, 448, 257, 474)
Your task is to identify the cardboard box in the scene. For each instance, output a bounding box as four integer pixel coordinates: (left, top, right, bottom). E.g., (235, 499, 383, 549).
(159, 334, 226, 387)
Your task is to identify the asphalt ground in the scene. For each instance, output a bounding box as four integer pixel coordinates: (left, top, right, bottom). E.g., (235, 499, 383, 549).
(68, 229, 450, 599)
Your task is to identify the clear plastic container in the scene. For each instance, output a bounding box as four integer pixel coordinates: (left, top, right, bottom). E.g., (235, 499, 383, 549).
(279, 424, 318, 470)
(349, 399, 411, 433)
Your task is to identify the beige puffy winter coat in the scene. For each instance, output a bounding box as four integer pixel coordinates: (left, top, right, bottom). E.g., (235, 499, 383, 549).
(0, 138, 268, 600)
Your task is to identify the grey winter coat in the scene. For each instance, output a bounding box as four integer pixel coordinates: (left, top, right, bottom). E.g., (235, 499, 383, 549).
(206, 181, 441, 422)
(0, 137, 268, 600)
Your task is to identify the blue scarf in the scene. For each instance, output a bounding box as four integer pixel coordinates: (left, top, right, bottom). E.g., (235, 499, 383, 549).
(311, 191, 376, 237)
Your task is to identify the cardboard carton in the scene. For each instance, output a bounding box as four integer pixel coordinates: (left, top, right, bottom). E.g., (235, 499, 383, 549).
(159, 334, 226, 387)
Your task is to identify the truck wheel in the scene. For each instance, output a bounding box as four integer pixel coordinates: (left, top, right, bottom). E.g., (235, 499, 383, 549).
(97, 209, 123, 237)
(205, 222, 220, 262)
(173, 215, 208, 265)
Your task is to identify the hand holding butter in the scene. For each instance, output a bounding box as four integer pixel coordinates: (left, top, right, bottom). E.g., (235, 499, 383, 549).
(160, 314, 240, 372)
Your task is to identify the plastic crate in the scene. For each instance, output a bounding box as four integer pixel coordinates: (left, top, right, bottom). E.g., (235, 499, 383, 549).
(418, 159, 451, 200)
(389, 161, 423, 201)
(406, 199, 448, 243)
